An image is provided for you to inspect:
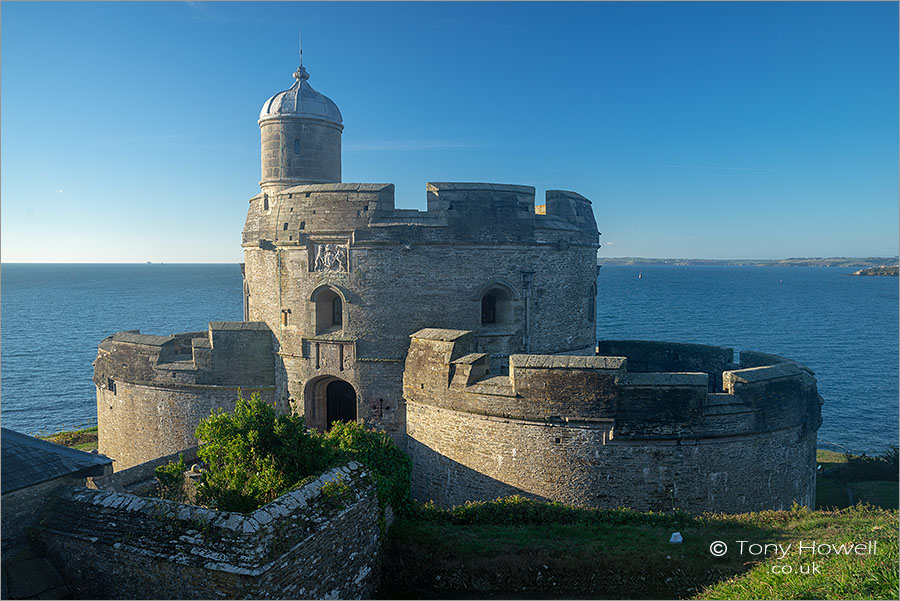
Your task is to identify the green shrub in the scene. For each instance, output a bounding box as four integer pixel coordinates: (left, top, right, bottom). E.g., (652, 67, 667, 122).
(152, 392, 412, 514)
(319, 474, 353, 510)
(405, 495, 695, 528)
(154, 453, 187, 502)
(323, 421, 411, 512)
(193, 391, 331, 512)
(843, 446, 899, 482)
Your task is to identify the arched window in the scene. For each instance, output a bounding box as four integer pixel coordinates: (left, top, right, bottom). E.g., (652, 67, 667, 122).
(312, 285, 345, 334)
(294, 138, 301, 154)
(480, 285, 513, 326)
(481, 294, 497, 324)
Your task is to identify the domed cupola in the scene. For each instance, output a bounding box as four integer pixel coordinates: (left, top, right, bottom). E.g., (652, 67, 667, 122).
(258, 62, 343, 194)
(259, 65, 343, 126)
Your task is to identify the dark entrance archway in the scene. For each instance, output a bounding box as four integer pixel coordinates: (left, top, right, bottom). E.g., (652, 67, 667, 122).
(325, 380, 356, 430)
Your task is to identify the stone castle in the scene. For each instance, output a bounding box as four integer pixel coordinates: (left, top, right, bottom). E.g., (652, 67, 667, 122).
(93, 54, 823, 514)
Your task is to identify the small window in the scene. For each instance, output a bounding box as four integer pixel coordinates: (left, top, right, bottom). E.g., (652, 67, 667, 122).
(481, 294, 497, 324)
(294, 139, 301, 154)
(589, 283, 597, 323)
(283, 223, 289, 230)
(332, 296, 342, 326)
(263, 196, 269, 211)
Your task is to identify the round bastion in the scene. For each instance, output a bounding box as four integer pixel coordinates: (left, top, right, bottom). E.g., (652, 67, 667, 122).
(404, 333, 823, 514)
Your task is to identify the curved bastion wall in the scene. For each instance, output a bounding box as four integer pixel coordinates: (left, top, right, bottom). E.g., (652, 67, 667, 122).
(404, 330, 823, 514)
(241, 182, 600, 441)
(94, 322, 276, 470)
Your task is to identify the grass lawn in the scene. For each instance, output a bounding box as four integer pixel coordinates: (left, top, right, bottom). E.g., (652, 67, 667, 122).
(384, 502, 899, 600)
(38, 426, 98, 451)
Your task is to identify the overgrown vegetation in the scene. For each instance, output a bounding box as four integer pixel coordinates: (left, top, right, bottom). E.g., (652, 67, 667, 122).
(154, 453, 187, 502)
(817, 448, 899, 510)
(385, 499, 899, 600)
(154, 391, 410, 514)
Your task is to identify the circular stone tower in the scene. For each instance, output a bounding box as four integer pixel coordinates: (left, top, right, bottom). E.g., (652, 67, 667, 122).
(258, 63, 343, 194)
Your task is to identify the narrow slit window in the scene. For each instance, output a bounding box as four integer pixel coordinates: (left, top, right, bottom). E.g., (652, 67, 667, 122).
(294, 139, 301, 154)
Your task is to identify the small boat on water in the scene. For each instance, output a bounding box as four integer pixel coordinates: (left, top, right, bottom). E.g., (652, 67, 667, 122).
(638, 271, 643, 279)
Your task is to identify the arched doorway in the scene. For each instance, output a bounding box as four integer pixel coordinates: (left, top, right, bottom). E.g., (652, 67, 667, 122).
(326, 380, 356, 430)
(304, 376, 358, 432)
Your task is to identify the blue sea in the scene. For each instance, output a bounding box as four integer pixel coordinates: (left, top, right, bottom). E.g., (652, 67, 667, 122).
(1, 263, 898, 454)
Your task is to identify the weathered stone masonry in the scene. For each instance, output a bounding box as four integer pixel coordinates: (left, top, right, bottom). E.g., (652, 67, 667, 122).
(404, 330, 822, 514)
(38, 462, 384, 600)
(94, 322, 276, 469)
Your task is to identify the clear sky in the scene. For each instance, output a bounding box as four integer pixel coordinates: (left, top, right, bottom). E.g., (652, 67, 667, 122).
(2, 1, 897, 262)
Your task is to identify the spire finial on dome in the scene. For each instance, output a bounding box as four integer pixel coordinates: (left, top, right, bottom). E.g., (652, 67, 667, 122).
(299, 30, 303, 67)
(293, 65, 310, 83)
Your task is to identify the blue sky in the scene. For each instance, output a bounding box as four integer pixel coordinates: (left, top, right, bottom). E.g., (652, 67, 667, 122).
(2, 1, 897, 262)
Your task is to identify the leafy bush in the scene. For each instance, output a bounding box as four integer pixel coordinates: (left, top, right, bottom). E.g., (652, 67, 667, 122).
(193, 391, 331, 512)
(154, 452, 187, 502)
(323, 421, 411, 512)
(842, 446, 899, 482)
(152, 391, 412, 514)
(319, 474, 353, 510)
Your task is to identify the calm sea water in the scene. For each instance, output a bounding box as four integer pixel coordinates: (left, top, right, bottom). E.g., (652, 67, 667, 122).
(1, 263, 897, 454)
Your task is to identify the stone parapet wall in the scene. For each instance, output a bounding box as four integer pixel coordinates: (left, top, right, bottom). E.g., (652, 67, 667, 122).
(405, 330, 822, 513)
(94, 321, 277, 470)
(39, 462, 384, 600)
(242, 182, 599, 248)
(94, 322, 275, 389)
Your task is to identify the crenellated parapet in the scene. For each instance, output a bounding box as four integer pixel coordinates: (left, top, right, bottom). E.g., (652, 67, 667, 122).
(242, 182, 599, 249)
(404, 329, 823, 513)
(404, 330, 821, 441)
(94, 322, 275, 390)
(94, 322, 277, 470)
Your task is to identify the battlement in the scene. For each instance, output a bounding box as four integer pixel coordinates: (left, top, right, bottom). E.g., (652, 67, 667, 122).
(93, 321, 275, 389)
(404, 330, 822, 440)
(242, 182, 599, 247)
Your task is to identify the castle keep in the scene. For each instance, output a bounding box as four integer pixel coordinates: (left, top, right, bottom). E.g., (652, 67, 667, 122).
(95, 54, 822, 513)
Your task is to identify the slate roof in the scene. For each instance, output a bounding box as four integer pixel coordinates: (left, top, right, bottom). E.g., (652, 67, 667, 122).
(1, 428, 112, 495)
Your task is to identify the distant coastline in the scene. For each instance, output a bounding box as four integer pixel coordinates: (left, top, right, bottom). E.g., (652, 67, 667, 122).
(599, 256, 899, 268)
(845, 265, 899, 277)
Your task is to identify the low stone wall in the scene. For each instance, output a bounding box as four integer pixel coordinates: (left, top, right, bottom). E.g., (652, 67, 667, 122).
(1, 475, 84, 558)
(405, 329, 822, 513)
(38, 462, 385, 599)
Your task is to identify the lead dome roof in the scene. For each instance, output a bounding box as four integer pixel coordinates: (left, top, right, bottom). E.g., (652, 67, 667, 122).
(259, 65, 343, 127)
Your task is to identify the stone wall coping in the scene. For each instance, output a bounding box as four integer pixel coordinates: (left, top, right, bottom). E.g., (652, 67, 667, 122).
(510, 354, 626, 370)
(279, 182, 393, 194)
(623, 372, 709, 387)
(451, 353, 488, 365)
(208, 321, 269, 331)
(724, 362, 803, 385)
(599, 339, 734, 356)
(410, 328, 471, 342)
(426, 182, 535, 193)
(107, 332, 175, 346)
(47, 462, 370, 577)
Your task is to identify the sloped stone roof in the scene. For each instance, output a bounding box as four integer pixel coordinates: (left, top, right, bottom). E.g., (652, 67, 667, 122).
(1, 428, 112, 494)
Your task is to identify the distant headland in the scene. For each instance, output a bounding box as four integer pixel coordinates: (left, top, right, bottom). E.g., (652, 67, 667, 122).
(600, 256, 899, 268)
(846, 265, 899, 277)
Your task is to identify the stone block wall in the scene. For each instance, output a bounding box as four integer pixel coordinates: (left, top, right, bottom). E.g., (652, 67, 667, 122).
(240, 182, 600, 443)
(1, 475, 85, 558)
(405, 330, 822, 513)
(94, 322, 276, 470)
(38, 462, 384, 599)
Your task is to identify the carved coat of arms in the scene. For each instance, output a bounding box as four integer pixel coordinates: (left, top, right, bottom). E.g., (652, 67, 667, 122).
(313, 243, 348, 272)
